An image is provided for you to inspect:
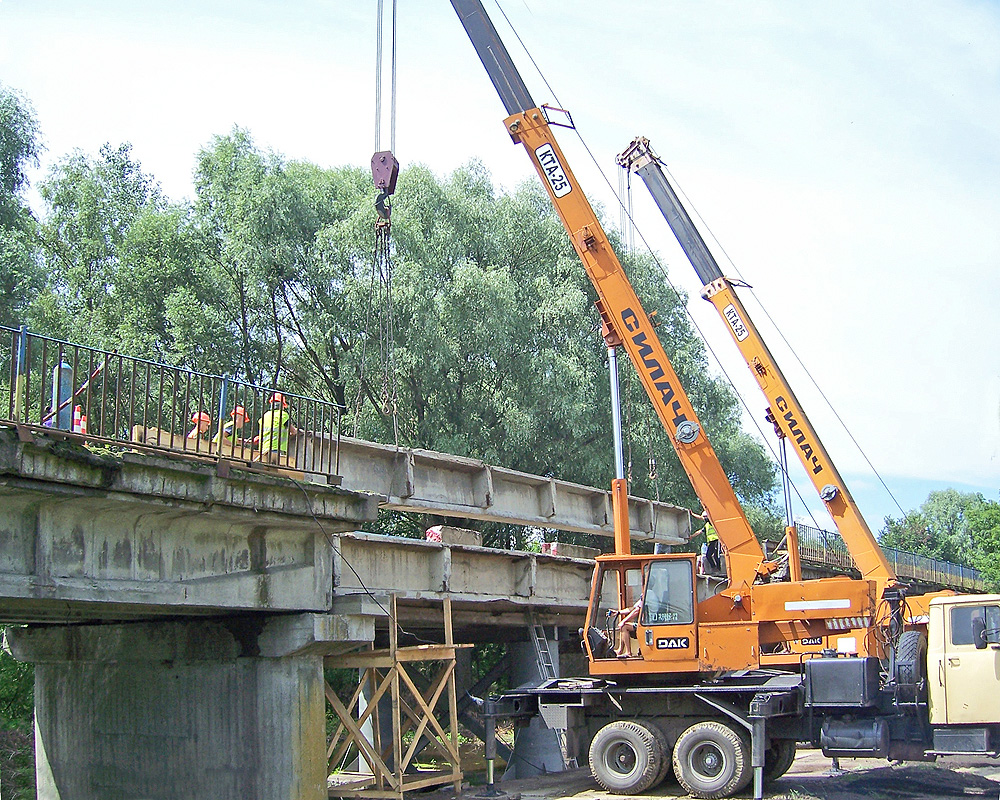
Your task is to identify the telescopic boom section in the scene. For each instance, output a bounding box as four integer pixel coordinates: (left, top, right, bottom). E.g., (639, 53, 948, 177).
(451, 0, 773, 591)
(618, 137, 895, 587)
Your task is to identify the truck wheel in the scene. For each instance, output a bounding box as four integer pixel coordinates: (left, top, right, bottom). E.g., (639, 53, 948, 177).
(672, 721, 749, 799)
(589, 720, 663, 794)
(895, 630, 928, 703)
(763, 738, 796, 783)
(643, 720, 674, 786)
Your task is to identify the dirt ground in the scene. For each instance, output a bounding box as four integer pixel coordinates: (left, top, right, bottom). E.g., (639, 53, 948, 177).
(447, 749, 1000, 800)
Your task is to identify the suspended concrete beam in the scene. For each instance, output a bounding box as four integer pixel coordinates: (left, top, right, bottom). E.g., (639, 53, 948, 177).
(330, 531, 595, 635)
(334, 435, 690, 544)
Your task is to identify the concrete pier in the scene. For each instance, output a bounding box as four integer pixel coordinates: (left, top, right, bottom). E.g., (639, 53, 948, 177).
(7, 613, 371, 800)
(503, 638, 564, 779)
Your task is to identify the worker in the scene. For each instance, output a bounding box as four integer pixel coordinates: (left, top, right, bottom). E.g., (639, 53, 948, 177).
(213, 405, 248, 450)
(255, 392, 298, 464)
(614, 597, 642, 658)
(701, 511, 721, 573)
(187, 411, 212, 440)
(685, 509, 721, 574)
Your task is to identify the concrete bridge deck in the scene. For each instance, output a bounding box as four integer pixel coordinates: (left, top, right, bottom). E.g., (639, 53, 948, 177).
(0, 426, 656, 630)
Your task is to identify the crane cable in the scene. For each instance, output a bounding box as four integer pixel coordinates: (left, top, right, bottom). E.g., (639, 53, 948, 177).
(374, 0, 397, 154)
(354, 0, 401, 444)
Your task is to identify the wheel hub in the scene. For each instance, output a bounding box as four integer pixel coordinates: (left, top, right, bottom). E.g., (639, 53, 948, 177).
(693, 743, 725, 778)
(610, 743, 637, 775)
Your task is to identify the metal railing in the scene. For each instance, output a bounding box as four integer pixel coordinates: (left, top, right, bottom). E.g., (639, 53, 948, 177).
(795, 523, 983, 592)
(2, 325, 342, 480)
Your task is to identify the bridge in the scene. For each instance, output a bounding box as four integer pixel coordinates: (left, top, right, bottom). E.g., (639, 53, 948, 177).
(0, 326, 981, 799)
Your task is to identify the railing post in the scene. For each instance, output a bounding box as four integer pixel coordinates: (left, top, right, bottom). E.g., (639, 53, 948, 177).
(216, 376, 230, 451)
(52, 356, 74, 430)
(13, 325, 27, 422)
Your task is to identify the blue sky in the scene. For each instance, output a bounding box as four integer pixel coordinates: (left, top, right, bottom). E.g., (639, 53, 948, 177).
(2, 0, 999, 530)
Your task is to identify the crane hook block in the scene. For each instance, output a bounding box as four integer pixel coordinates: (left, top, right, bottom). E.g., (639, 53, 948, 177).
(371, 151, 400, 196)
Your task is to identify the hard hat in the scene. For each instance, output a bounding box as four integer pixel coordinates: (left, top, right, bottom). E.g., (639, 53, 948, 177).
(269, 392, 289, 408)
(231, 405, 247, 419)
(191, 411, 211, 425)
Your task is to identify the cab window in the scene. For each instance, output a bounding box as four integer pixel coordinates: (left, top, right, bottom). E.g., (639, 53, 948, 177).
(640, 560, 694, 626)
(592, 566, 644, 626)
(950, 604, 1000, 646)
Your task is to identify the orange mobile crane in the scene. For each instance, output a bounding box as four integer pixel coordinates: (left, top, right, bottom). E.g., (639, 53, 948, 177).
(450, 3, 997, 799)
(451, 0, 895, 676)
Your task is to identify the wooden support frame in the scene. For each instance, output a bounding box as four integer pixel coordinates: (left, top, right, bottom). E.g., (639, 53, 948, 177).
(326, 596, 464, 799)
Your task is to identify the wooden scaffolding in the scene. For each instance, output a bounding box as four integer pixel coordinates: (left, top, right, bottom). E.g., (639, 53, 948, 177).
(326, 596, 464, 799)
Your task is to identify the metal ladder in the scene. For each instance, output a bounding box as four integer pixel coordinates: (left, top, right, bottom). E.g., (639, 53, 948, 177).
(527, 611, 577, 769)
(529, 612, 557, 681)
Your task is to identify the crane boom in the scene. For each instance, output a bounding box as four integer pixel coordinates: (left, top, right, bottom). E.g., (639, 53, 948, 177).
(618, 137, 895, 587)
(450, 0, 775, 592)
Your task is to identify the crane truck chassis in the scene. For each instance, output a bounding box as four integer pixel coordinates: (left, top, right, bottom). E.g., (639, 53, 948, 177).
(446, 2, 1000, 798)
(487, 591, 1000, 799)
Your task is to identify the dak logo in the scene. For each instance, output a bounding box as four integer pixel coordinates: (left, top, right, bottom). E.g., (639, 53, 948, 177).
(800, 637, 823, 646)
(656, 637, 690, 650)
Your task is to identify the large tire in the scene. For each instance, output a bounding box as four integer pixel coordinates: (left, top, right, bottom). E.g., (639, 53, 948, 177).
(672, 721, 750, 799)
(763, 738, 796, 783)
(642, 720, 674, 787)
(895, 630, 928, 703)
(589, 720, 664, 794)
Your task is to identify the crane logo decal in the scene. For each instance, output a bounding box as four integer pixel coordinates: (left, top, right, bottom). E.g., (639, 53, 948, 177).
(534, 143, 572, 198)
(656, 637, 690, 650)
(621, 308, 688, 430)
(775, 396, 823, 475)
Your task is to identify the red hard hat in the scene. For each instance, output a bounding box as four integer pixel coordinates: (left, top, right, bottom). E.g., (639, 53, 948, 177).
(231, 405, 247, 419)
(269, 392, 289, 408)
(191, 411, 211, 425)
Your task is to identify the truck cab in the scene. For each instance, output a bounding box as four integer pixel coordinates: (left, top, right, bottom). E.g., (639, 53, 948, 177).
(929, 594, 1000, 752)
(584, 554, 770, 676)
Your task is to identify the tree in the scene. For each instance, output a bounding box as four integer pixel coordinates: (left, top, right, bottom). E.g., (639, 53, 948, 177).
(969, 501, 1000, 591)
(28, 128, 777, 532)
(0, 84, 43, 327)
(34, 143, 234, 371)
(879, 489, 986, 565)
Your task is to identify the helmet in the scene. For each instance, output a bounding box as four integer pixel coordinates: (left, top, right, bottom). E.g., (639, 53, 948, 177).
(191, 411, 212, 425)
(269, 392, 289, 408)
(230, 405, 247, 420)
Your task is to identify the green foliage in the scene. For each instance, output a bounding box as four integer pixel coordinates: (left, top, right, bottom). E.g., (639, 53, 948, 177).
(744, 503, 786, 544)
(0, 84, 43, 328)
(0, 628, 34, 799)
(969, 502, 1000, 591)
(879, 489, 986, 565)
(25, 123, 776, 529)
(0, 639, 32, 729)
(0, 84, 40, 228)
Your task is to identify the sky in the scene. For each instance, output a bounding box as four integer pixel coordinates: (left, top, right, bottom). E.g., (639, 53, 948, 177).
(2, 0, 999, 531)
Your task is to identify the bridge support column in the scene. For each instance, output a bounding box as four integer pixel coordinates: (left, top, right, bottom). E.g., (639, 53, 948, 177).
(6, 613, 373, 800)
(502, 635, 564, 779)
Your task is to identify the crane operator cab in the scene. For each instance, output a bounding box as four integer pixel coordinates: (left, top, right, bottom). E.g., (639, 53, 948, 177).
(583, 554, 705, 675)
